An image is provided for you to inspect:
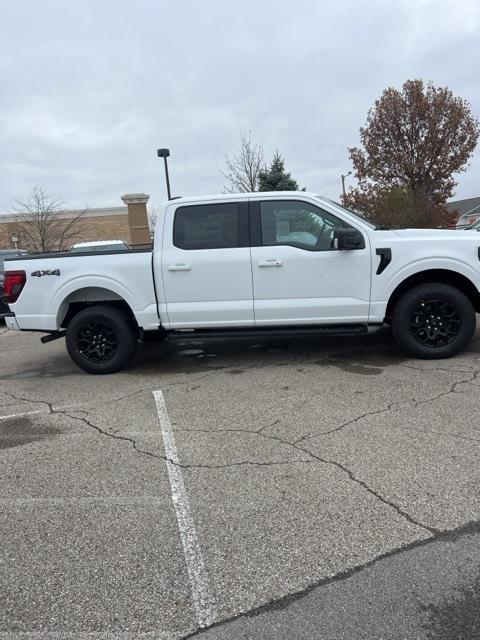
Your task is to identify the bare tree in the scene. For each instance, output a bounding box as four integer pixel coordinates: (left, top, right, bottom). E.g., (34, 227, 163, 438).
(10, 185, 88, 252)
(147, 206, 157, 237)
(220, 132, 264, 192)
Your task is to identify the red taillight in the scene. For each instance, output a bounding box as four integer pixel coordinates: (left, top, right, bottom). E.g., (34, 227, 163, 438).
(4, 270, 26, 304)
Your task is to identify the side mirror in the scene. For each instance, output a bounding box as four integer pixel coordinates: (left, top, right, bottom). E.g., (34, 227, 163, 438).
(333, 227, 365, 250)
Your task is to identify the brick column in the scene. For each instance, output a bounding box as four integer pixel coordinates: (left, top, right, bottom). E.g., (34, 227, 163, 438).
(121, 193, 151, 246)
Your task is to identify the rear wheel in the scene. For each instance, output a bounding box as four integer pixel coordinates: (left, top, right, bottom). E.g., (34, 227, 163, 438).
(66, 305, 137, 374)
(391, 283, 476, 359)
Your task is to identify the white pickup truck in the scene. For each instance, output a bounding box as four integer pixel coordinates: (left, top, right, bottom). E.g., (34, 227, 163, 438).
(3, 191, 480, 374)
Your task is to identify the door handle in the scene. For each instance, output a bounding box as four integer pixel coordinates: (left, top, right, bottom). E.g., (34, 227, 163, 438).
(258, 259, 283, 267)
(168, 264, 192, 271)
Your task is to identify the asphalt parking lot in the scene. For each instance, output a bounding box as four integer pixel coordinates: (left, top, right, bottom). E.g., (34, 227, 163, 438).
(1, 322, 480, 639)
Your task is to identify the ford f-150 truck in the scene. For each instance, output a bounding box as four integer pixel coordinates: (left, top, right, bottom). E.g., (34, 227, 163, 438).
(3, 191, 480, 373)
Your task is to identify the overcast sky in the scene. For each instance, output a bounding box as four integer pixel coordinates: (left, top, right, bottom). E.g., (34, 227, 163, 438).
(1, 0, 479, 213)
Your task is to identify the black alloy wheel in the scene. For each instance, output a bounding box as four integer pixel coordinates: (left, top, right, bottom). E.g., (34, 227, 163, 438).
(76, 320, 119, 363)
(391, 283, 476, 359)
(410, 298, 461, 348)
(66, 305, 137, 374)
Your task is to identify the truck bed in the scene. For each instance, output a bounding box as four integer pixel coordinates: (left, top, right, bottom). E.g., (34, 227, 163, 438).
(4, 247, 159, 332)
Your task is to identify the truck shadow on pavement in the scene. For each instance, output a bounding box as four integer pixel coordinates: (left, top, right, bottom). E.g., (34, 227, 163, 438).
(2, 326, 480, 380)
(126, 327, 407, 377)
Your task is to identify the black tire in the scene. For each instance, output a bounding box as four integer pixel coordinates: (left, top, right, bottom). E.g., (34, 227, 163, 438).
(391, 283, 476, 359)
(66, 305, 138, 374)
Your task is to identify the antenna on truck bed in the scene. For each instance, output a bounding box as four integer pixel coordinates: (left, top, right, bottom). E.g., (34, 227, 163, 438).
(157, 148, 172, 200)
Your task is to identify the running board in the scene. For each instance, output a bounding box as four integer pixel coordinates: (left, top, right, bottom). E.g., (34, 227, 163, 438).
(166, 324, 369, 340)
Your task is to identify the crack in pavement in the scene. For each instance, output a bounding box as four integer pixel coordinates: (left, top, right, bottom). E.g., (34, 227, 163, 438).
(398, 362, 478, 374)
(2, 389, 440, 530)
(0, 369, 220, 417)
(3, 379, 471, 637)
(64, 409, 312, 470)
(174, 423, 438, 536)
(294, 368, 480, 445)
(293, 397, 417, 444)
(180, 517, 480, 639)
(1, 389, 439, 533)
(0, 391, 311, 471)
(288, 439, 439, 536)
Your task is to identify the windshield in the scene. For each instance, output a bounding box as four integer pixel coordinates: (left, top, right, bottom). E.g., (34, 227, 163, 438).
(318, 197, 377, 230)
(466, 219, 480, 230)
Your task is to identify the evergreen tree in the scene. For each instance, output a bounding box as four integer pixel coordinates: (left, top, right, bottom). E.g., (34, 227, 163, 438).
(258, 152, 300, 191)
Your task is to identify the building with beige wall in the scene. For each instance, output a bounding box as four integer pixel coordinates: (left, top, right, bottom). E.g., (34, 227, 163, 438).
(0, 193, 152, 251)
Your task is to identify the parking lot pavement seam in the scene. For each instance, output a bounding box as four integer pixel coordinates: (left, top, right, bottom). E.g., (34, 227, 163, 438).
(179, 517, 480, 639)
(294, 367, 480, 445)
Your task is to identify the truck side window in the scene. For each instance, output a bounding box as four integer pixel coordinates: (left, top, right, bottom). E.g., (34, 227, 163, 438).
(260, 201, 351, 251)
(174, 203, 239, 250)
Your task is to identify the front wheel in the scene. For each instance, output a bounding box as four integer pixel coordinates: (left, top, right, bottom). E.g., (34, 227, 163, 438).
(391, 283, 476, 359)
(66, 305, 137, 374)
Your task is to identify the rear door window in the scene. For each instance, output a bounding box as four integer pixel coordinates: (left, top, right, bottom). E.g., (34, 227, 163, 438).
(173, 203, 240, 250)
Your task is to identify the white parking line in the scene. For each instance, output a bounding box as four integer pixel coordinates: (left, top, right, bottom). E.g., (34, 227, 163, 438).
(153, 390, 217, 629)
(0, 403, 86, 422)
(0, 410, 45, 421)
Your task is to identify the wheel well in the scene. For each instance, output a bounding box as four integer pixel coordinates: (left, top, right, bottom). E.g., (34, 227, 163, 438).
(59, 287, 138, 329)
(385, 269, 480, 320)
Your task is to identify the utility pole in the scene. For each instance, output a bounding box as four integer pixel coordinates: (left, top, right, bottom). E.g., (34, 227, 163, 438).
(341, 171, 352, 199)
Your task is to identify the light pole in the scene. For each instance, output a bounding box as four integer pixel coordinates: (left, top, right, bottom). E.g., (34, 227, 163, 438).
(157, 148, 172, 200)
(341, 171, 352, 199)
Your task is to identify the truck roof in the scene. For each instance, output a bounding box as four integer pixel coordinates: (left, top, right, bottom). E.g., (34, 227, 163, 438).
(164, 191, 322, 206)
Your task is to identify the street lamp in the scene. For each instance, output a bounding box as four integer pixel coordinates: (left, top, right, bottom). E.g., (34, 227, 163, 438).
(157, 148, 172, 200)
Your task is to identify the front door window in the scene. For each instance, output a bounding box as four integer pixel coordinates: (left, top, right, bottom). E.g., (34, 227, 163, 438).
(260, 200, 353, 252)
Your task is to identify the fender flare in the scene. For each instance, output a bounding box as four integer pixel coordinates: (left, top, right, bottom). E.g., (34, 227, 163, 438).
(382, 257, 480, 300)
(53, 276, 138, 326)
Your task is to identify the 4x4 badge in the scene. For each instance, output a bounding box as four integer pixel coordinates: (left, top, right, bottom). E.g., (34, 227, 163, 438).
(31, 269, 61, 277)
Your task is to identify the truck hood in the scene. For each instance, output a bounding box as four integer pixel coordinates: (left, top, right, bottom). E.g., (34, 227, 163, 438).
(391, 229, 477, 241)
